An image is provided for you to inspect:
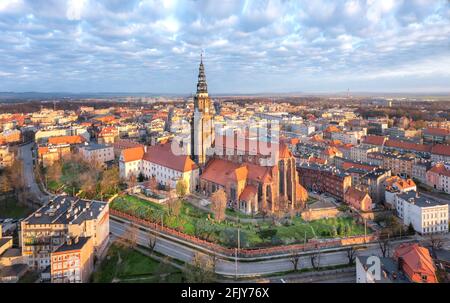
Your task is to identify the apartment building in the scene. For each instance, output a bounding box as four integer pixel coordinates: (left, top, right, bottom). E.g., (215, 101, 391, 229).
(350, 144, 379, 163)
(50, 236, 94, 283)
(426, 163, 450, 194)
(381, 152, 416, 178)
(20, 196, 109, 271)
(78, 143, 114, 167)
(395, 191, 448, 235)
(0, 145, 14, 168)
(297, 163, 352, 201)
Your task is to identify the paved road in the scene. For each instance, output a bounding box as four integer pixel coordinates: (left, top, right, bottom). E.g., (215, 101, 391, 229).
(18, 142, 50, 206)
(111, 219, 438, 277)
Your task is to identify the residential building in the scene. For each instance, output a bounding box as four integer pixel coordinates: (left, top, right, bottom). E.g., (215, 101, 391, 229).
(78, 143, 114, 167)
(395, 191, 448, 234)
(393, 243, 438, 283)
(50, 236, 94, 283)
(0, 145, 14, 168)
(38, 145, 71, 167)
(0, 129, 21, 145)
(431, 144, 450, 163)
(361, 168, 391, 204)
(423, 128, 449, 144)
(345, 186, 372, 211)
(297, 163, 352, 201)
(426, 163, 450, 194)
(356, 256, 410, 283)
(350, 144, 379, 163)
(21, 196, 109, 271)
(381, 152, 416, 178)
(384, 176, 417, 208)
(412, 161, 432, 184)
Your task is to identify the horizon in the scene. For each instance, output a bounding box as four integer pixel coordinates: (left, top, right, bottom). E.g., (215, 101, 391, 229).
(0, 0, 450, 93)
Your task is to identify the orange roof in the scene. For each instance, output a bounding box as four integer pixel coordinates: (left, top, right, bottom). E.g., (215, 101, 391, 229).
(395, 179, 416, 190)
(385, 139, 432, 153)
(308, 156, 327, 165)
(48, 135, 85, 145)
(239, 185, 257, 201)
(428, 163, 450, 177)
(143, 143, 197, 172)
(201, 158, 246, 187)
(278, 143, 292, 159)
(324, 125, 341, 133)
(121, 146, 145, 162)
(342, 161, 376, 172)
(38, 146, 49, 155)
(345, 187, 369, 201)
(394, 243, 437, 283)
(431, 144, 450, 157)
(363, 135, 386, 146)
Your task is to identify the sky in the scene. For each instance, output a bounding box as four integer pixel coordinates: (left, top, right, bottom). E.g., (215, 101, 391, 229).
(0, 0, 449, 94)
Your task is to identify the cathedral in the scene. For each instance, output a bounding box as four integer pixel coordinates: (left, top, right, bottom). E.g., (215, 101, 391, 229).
(190, 55, 307, 215)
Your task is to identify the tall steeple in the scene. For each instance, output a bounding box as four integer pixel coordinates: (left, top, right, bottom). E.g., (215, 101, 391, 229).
(196, 52, 208, 94)
(191, 52, 214, 168)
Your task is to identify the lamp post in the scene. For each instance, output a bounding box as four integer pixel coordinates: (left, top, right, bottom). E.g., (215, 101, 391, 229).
(235, 227, 240, 280)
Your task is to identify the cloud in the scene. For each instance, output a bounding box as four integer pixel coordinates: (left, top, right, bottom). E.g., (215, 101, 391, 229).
(0, 0, 449, 93)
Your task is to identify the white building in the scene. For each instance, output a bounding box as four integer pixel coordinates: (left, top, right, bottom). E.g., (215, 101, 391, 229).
(395, 191, 448, 234)
(350, 144, 379, 163)
(119, 143, 199, 192)
(78, 143, 114, 166)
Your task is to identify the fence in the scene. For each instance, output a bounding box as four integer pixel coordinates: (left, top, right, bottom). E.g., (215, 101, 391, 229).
(110, 209, 379, 258)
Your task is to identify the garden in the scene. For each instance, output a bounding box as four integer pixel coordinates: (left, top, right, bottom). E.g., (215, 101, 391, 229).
(110, 194, 369, 249)
(92, 242, 183, 283)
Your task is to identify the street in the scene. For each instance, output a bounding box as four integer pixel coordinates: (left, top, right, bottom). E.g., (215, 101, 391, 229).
(18, 142, 50, 206)
(110, 218, 449, 278)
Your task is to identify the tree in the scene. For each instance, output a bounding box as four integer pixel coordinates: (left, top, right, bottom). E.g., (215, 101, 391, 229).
(310, 247, 321, 270)
(378, 230, 391, 258)
(100, 167, 120, 196)
(210, 188, 227, 222)
(167, 198, 182, 217)
(183, 252, 216, 283)
(137, 172, 145, 183)
(80, 171, 97, 198)
(0, 173, 12, 197)
(123, 223, 139, 248)
(147, 233, 157, 254)
(176, 179, 187, 200)
(149, 176, 158, 191)
(47, 161, 62, 183)
(407, 223, 415, 235)
(290, 250, 302, 271)
(346, 246, 358, 265)
(128, 174, 137, 189)
(428, 233, 444, 251)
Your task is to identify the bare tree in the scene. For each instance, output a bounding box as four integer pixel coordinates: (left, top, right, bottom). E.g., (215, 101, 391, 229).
(183, 252, 216, 283)
(210, 188, 227, 222)
(290, 250, 302, 271)
(378, 231, 391, 258)
(346, 246, 358, 265)
(310, 247, 321, 270)
(147, 233, 157, 254)
(123, 223, 139, 249)
(428, 233, 444, 251)
(176, 179, 187, 200)
(167, 198, 182, 217)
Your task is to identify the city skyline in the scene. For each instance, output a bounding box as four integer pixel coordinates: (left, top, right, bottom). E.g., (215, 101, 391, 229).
(1, 0, 450, 94)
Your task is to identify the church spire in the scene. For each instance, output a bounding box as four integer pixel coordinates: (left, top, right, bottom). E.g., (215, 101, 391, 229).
(196, 52, 208, 94)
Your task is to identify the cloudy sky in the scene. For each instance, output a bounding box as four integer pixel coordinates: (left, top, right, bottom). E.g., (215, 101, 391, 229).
(0, 0, 449, 94)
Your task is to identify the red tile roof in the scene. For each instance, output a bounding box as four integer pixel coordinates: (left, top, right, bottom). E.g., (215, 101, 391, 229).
(48, 135, 85, 145)
(143, 143, 197, 172)
(385, 139, 432, 153)
(345, 187, 369, 201)
(363, 135, 386, 146)
(239, 185, 257, 202)
(428, 163, 450, 177)
(200, 158, 245, 186)
(431, 144, 450, 157)
(394, 243, 437, 283)
(424, 127, 449, 136)
(121, 146, 145, 162)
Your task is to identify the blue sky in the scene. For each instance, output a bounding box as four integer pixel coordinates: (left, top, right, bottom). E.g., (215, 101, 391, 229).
(0, 0, 449, 94)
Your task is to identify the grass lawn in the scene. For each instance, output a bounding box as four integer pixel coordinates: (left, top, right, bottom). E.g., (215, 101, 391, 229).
(0, 198, 33, 219)
(111, 194, 369, 249)
(92, 242, 182, 283)
(18, 270, 40, 283)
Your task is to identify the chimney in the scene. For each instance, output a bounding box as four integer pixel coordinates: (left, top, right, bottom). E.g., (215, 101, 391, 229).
(66, 236, 72, 246)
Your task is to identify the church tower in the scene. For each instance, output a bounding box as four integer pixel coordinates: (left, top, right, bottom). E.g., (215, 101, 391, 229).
(190, 53, 214, 167)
